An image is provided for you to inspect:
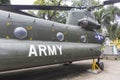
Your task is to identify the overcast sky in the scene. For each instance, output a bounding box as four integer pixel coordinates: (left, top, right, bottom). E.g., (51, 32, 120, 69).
(11, 0, 120, 8)
(11, 0, 120, 23)
(11, 0, 35, 5)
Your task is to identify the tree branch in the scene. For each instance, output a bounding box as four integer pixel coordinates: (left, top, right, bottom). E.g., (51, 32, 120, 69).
(49, 0, 62, 20)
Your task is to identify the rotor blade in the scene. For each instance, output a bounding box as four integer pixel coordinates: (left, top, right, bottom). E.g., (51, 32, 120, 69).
(1, 0, 119, 11)
(0, 5, 76, 10)
(88, 0, 120, 10)
(104, 0, 120, 5)
(9, 10, 38, 17)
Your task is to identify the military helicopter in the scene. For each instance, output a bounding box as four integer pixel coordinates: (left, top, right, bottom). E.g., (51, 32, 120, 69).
(0, 0, 119, 75)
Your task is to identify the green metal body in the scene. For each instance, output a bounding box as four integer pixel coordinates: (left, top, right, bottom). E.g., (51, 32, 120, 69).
(0, 10, 104, 73)
(0, 39, 101, 72)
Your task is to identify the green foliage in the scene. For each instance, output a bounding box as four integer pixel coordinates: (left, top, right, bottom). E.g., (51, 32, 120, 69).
(71, 0, 100, 7)
(32, 0, 120, 40)
(0, 0, 10, 4)
(95, 6, 120, 40)
(71, 0, 83, 6)
(71, 0, 120, 40)
(108, 23, 119, 40)
(33, 0, 67, 23)
(27, 10, 36, 16)
(90, 0, 99, 5)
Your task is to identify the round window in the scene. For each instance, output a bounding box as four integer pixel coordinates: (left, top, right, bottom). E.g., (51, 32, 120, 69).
(80, 35, 86, 42)
(56, 32, 64, 41)
(14, 27, 27, 39)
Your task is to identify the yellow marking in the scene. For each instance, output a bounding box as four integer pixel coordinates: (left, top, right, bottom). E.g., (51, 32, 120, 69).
(29, 37, 32, 40)
(27, 26, 32, 30)
(6, 22, 11, 26)
(52, 29, 55, 32)
(6, 36, 10, 39)
(64, 32, 67, 35)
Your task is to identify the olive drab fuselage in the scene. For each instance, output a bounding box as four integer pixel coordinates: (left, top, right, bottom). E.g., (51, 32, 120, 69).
(0, 10, 104, 72)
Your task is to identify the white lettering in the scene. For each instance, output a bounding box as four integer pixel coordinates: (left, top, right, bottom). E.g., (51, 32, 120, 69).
(38, 45, 47, 56)
(47, 45, 57, 56)
(28, 45, 38, 57)
(56, 45, 62, 55)
(28, 45, 63, 57)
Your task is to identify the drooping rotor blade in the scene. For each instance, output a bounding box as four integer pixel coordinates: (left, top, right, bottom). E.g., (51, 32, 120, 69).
(0, 0, 119, 11)
(9, 10, 38, 17)
(0, 5, 76, 10)
(88, 0, 120, 10)
(104, 0, 120, 5)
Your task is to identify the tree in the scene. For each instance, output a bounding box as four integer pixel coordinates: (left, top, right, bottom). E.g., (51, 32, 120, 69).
(33, 0, 67, 23)
(94, 5, 120, 40)
(71, 0, 120, 40)
(32, 0, 120, 40)
(0, 0, 10, 4)
(71, 0, 100, 7)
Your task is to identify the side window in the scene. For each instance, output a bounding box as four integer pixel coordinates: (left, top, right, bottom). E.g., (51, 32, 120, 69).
(56, 32, 64, 41)
(14, 27, 28, 39)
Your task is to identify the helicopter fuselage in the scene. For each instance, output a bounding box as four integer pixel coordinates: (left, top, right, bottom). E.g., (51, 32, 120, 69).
(0, 10, 103, 43)
(0, 10, 104, 73)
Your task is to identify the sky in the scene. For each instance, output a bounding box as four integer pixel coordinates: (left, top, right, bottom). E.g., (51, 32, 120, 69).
(11, 0, 35, 5)
(11, 0, 120, 8)
(11, 0, 120, 24)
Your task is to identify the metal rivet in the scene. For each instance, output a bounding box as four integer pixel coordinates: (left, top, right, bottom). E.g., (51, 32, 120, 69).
(6, 22, 11, 26)
(30, 37, 32, 40)
(64, 32, 67, 35)
(6, 36, 10, 39)
(52, 29, 55, 32)
(27, 26, 32, 30)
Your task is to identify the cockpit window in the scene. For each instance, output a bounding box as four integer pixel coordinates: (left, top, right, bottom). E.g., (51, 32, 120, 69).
(86, 11, 95, 19)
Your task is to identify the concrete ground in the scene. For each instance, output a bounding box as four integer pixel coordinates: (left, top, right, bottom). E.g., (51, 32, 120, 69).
(1, 60, 120, 80)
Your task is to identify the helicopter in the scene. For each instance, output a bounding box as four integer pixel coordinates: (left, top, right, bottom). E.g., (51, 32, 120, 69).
(0, 0, 119, 75)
